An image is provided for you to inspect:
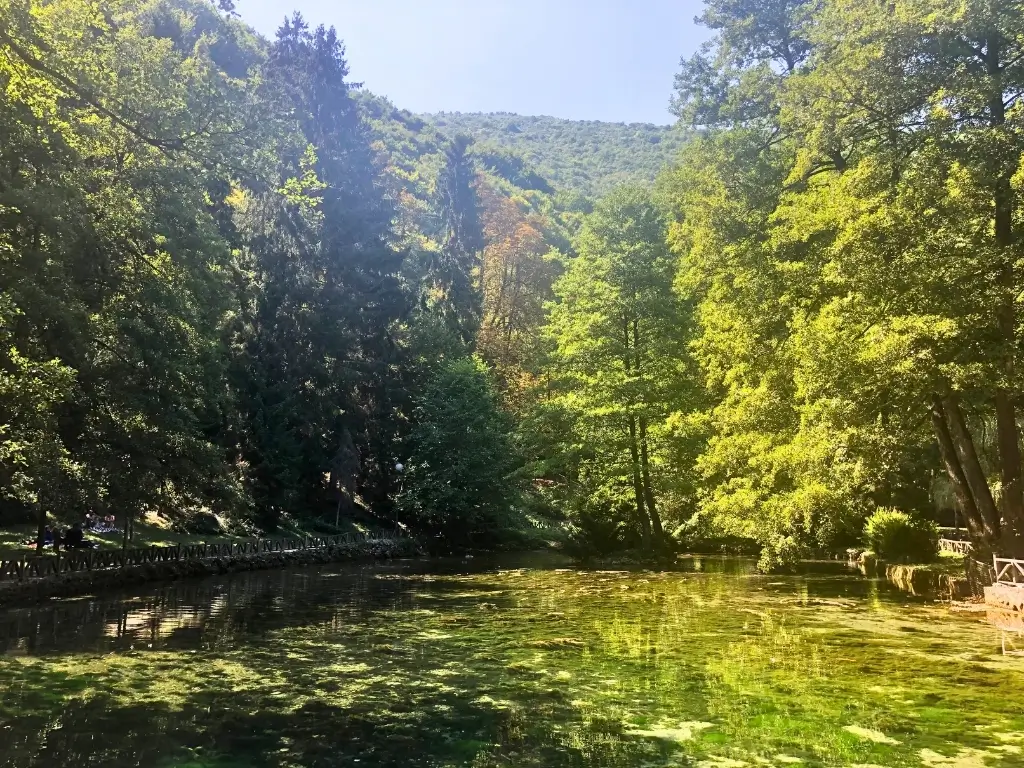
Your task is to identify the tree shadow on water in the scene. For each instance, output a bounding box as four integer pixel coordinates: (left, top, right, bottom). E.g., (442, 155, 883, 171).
(0, 574, 673, 768)
(1, 662, 668, 768)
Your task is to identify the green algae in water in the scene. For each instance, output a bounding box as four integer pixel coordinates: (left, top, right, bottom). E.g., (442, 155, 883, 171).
(0, 555, 1022, 768)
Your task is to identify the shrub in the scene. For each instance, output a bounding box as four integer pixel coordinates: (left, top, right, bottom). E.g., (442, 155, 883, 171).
(864, 508, 939, 563)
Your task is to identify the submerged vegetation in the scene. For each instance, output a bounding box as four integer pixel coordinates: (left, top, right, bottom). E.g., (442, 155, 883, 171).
(1, 558, 1022, 767)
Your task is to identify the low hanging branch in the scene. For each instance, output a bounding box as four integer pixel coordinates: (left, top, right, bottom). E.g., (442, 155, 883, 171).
(0, 27, 184, 153)
(0, 26, 269, 188)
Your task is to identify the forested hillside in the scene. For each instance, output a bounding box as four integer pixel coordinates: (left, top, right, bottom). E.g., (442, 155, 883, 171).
(0, 0, 567, 549)
(427, 112, 689, 197)
(4, 0, 1023, 572)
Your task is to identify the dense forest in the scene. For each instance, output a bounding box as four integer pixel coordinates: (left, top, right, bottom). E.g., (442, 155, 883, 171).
(2, 0, 1024, 569)
(428, 112, 690, 198)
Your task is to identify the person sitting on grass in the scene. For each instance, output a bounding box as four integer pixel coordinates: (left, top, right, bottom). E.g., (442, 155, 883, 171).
(23, 527, 55, 548)
(63, 522, 94, 549)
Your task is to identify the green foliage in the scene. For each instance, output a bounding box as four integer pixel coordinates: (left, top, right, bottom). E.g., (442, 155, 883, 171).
(0, 297, 76, 516)
(652, 0, 1024, 566)
(476, 149, 553, 193)
(431, 135, 484, 342)
(10, 0, 1013, 566)
(864, 509, 939, 564)
(429, 112, 691, 197)
(225, 15, 407, 529)
(0, 0, 568, 545)
(540, 186, 703, 553)
(398, 357, 522, 546)
(0, 0, 263, 530)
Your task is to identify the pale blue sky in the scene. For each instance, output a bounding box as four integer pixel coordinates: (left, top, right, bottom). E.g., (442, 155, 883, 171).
(235, 1, 710, 125)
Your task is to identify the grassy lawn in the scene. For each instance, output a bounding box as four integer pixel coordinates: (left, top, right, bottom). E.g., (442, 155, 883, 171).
(908, 550, 969, 574)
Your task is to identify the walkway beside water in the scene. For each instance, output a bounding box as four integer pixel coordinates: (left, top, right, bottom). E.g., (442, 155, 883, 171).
(0, 532, 419, 606)
(986, 556, 1024, 614)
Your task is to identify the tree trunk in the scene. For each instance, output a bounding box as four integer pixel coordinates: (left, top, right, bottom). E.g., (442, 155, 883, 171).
(988, 31, 1024, 555)
(34, 502, 46, 552)
(627, 318, 661, 546)
(637, 415, 663, 542)
(943, 396, 1000, 541)
(627, 415, 651, 550)
(931, 398, 984, 540)
(995, 389, 1024, 554)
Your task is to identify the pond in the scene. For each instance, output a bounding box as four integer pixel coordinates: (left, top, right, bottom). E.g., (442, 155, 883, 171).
(0, 553, 1021, 768)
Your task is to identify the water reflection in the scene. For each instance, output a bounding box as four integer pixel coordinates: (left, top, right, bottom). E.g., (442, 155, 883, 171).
(0, 555, 1021, 768)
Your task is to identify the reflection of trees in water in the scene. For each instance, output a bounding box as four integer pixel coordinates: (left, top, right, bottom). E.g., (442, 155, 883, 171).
(1, 560, 1022, 768)
(0, 565, 425, 655)
(0, 566, 674, 767)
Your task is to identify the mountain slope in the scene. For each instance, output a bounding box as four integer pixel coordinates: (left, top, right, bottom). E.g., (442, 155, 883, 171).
(426, 112, 690, 198)
(356, 92, 579, 253)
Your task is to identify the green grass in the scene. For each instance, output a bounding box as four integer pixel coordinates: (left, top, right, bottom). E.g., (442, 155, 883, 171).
(904, 555, 967, 575)
(0, 521, 238, 557)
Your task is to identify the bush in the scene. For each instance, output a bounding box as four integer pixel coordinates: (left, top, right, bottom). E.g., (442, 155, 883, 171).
(864, 508, 939, 563)
(170, 510, 223, 536)
(564, 500, 632, 557)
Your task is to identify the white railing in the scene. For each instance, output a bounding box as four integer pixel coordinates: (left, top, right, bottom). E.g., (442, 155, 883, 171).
(939, 538, 973, 555)
(993, 556, 1024, 587)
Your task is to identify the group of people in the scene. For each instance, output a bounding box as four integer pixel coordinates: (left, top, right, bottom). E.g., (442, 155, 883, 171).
(26, 514, 119, 549)
(29, 524, 92, 549)
(84, 513, 118, 533)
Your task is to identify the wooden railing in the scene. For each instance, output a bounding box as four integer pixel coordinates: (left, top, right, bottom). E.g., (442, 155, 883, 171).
(994, 556, 1024, 587)
(0, 532, 402, 583)
(939, 538, 973, 555)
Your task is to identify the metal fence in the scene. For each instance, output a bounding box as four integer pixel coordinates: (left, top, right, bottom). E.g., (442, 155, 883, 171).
(0, 532, 400, 582)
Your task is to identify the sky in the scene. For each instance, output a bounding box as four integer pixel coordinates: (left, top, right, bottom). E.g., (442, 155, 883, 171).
(234, 0, 711, 125)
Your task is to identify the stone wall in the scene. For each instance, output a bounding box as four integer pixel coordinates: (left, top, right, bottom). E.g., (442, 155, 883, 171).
(984, 583, 1024, 613)
(884, 563, 974, 600)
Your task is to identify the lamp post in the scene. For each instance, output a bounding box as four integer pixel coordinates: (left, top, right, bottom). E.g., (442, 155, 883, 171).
(394, 462, 404, 530)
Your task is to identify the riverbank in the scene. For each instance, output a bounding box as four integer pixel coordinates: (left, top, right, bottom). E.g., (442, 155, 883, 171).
(0, 536, 422, 607)
(0, 513, 358, 555)
(846, 549, 989, 600)
(884, 561, 975, 600)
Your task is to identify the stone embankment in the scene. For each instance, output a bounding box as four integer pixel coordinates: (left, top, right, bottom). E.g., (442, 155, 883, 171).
(0, 536, 421, 607)
(885, 563, 974, 600)
(847, 548, 983, 600)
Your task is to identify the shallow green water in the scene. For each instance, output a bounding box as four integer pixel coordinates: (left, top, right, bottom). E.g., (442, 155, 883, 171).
(0, 554, 1022, 768)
